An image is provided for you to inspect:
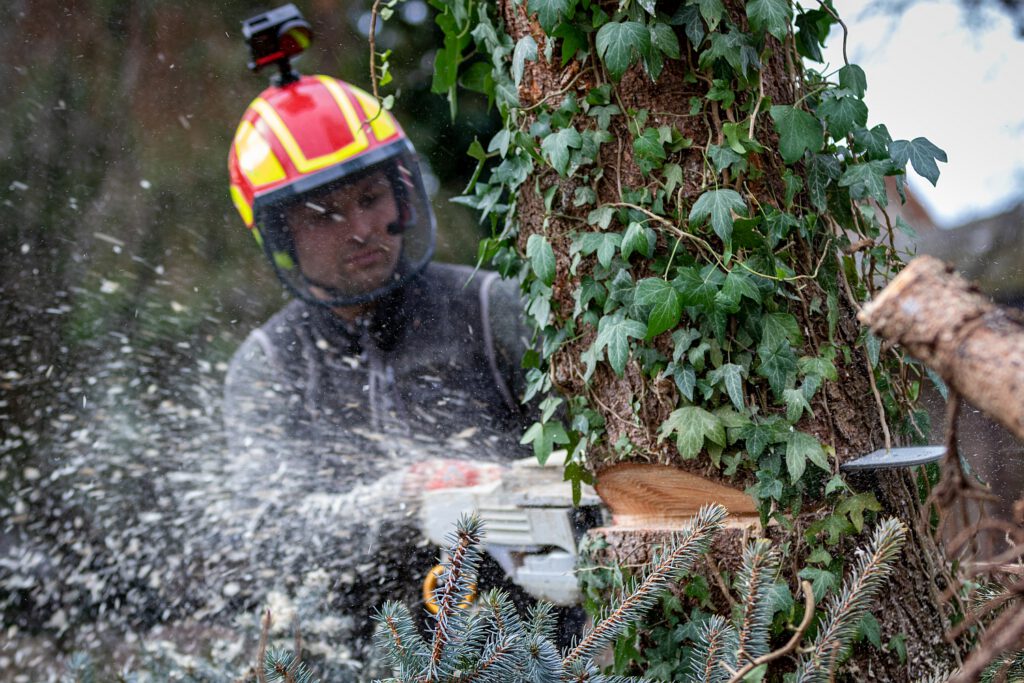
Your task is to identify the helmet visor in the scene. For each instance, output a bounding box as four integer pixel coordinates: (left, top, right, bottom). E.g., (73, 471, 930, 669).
(257, 150, 435, 308)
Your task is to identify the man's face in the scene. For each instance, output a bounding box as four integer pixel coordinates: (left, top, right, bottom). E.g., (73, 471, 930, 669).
(285, 171, 402, 299)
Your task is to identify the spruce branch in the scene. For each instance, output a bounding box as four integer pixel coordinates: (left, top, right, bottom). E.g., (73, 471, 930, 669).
(373, 600, 430, 677)
(526, 600, 558, 643)
(263, 649, 321, 683)
(428, 515, 486, 678)
(734, 539, 780, 666)
(564, 503, 728, 669)
(687, 614, 737, 683)
(795, 518, 908, 683)
(725, 580, 816, 683)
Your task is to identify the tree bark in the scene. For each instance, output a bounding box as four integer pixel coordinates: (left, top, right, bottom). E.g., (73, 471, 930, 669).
(496, 3, 965, 679)
(860, 255, 1024, 442)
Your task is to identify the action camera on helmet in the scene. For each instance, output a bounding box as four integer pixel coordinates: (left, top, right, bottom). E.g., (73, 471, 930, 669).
(242, 3, 313, 84)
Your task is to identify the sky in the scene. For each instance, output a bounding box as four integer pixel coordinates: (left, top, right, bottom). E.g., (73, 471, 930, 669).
(824, 1, 1024, 227)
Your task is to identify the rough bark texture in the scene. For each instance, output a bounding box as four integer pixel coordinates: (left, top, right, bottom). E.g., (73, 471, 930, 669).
(860, 255, 1024, 442)
(497, 3, 964, 679)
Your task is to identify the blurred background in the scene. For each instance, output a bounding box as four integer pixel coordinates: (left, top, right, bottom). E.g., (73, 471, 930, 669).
(0, 2, 500, 676)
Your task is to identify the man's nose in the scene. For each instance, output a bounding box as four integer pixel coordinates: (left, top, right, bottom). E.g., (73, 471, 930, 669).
(335, 208, 375, 244)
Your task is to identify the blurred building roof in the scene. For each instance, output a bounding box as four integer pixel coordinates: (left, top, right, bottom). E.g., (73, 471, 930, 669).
(920, 202, 1024, 303)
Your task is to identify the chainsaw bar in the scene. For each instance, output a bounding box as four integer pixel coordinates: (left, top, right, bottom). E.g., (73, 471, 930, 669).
(840, 446, 946, 472)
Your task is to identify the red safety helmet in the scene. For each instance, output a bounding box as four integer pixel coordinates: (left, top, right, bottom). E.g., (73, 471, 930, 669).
(228, 74, 435, 307)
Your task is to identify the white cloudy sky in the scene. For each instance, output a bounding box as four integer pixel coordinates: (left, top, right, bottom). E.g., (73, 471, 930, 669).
(824, 1, 1024, 227)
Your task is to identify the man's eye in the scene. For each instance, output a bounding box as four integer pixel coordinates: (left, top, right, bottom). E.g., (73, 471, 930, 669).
(358, 192, 381, 209)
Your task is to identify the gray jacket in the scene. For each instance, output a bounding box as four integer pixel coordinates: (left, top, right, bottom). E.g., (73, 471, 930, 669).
(219, 263, 532, 678)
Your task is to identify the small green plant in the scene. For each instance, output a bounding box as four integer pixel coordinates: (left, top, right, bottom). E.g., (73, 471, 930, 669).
(373, 506, 726, 682)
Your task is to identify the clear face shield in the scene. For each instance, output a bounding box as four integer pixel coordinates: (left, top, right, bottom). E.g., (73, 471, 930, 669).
(255, 148, 435, 309)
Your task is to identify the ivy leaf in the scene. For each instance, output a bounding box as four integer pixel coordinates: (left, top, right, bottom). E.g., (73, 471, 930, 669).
(563, 459, 593, 506)
(858, 613, 883, 649)
(836, 492, 882, 533)
(852, 123, 892, 159)
(798, 353, 838, 382)
(672, 328, 701, 361)
(512, 35, 537, 87)
(520, 419, 570, 464)
(621, 221, 655, 259)
(669, 363, 697, 400)
(552, 22, 588, 66)
(746, 0, 792, 40)
(807, 153, 841, 213)
(526, 234, 556, 286)
(761, 312, 803, 349)
(674, 265, 725, 310)
(594, 312, 647, 375)
(720, 270, 761, 307)
(786, 431, 830, 482)
(737, 421, 768, 458)
(650, 22, 681, 59)
(697, 0, 725, 30)
(659, 406, 726, 459)
(889, 137, 947, 186)
(595, 21, 650, 81)
(769, 105, 824, 164)
(708, 363, 746, 411)
(541, 126, 582, 176)
(588, 104, 620, 132)
(575, 231, 622, 268)
(839, 64, 867, 98)
(663, 163, 684, 196)
(756, 342, 797, 397)
(799, 567, 840, 602)
(819, 92, 868, 139)
(670, 5, 706, 46)
(839, 160, 890, 206)
(635, 278, 682, 339)
(783, 387, 812, 422)
(636, 0, 657, 14)
(528, 0, 572, 33)
(688, 188, 747, 245)
(586, 205, 614, 229)
(634, 127, 667, 174)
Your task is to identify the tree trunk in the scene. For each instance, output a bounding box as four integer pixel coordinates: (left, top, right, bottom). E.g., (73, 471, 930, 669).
(496, 2, 964, 678)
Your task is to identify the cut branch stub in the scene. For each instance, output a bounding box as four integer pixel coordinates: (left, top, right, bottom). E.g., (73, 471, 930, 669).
(859, 255, 1024, 442)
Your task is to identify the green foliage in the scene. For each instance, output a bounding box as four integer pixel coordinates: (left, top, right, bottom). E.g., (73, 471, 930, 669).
(576, 518, 908, 681)
(374, 509, 726, 682)
(418, 0, 948, 676)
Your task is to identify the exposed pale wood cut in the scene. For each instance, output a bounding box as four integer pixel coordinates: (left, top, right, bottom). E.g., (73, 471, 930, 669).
(595, 463, 759, 529)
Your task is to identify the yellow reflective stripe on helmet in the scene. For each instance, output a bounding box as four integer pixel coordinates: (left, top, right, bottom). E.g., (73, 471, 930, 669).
(251, 79, 369, 175)
(349, 86, 398, 142)
(235, 120, 287, 187)
(230, 184, 255, 227)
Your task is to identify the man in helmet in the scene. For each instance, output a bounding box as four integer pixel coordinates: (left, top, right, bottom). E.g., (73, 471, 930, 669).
(225, 71, 529, 474)
(219, 32, 533, 680)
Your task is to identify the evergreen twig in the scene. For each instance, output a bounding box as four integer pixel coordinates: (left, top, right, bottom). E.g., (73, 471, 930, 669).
(563, 504, 728, 669)
(794, 518, 908, 682)
(725, 580, 816, 683)
(734, 539, 779, 666)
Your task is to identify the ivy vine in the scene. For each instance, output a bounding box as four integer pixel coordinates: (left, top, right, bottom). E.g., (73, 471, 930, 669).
(374, 0, 948, 668)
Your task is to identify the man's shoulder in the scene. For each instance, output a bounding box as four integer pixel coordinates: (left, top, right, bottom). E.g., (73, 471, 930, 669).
(229, 300, 309, 369)
(423, 262, 520, 301)
(250, 300, 310, 342)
